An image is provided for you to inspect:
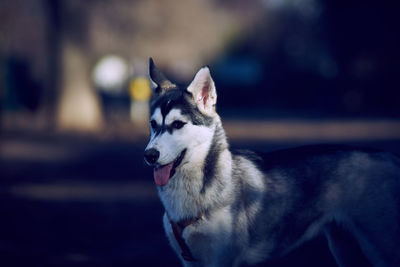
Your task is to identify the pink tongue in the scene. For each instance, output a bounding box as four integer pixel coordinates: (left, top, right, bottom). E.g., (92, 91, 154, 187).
(154, 163, 174, 186)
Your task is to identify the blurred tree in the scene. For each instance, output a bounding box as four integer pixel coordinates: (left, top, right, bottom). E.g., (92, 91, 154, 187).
(42, 0, 61, 128)
(56, 1, 103, 132)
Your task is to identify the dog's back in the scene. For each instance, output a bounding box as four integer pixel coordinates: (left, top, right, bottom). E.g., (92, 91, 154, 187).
(232, 145, 400, 266)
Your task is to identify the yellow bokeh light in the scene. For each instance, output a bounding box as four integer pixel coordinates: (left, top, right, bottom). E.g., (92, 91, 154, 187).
(129, 77, 152, 101)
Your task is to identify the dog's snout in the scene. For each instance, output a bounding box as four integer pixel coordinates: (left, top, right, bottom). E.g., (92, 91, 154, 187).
(144, 148, 160, 165)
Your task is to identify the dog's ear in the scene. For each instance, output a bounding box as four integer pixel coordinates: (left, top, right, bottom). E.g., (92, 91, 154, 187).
(148, 58, 176, 95)
(187, 66, 217, 115)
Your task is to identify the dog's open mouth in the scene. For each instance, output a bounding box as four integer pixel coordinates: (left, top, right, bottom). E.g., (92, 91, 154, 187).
(153, 149, 186, 186)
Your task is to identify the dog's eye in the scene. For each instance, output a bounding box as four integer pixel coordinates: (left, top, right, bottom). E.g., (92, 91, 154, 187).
(150, 120, 158, 130)
(172, 120, 185, 129)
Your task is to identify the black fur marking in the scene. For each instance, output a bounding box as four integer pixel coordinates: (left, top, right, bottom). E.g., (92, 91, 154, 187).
(200, 133, 218, 194)
(154, 86, 161, 94)
(200, 125, 226, 194)
(150, 88, 213, 128)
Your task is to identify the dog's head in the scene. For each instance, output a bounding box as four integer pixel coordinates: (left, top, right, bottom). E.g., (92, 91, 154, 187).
(144, 58, 218, 186)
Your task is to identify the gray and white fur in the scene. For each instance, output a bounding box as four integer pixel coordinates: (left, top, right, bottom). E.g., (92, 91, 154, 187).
(144, 58, 400, 267)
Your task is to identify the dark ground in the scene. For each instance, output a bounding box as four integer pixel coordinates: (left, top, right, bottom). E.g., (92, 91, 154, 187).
(1, 131, 399, 267)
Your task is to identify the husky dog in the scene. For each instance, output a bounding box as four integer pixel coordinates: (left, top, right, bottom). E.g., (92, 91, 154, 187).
(144, 58, 400, 267)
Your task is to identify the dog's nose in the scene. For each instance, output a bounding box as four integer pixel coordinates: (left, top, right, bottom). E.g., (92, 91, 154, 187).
(144, 148, 160, 165)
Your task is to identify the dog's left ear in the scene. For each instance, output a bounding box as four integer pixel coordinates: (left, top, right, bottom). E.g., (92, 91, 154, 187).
(148, 58, 176, 95)
(187, 67, 217, 115)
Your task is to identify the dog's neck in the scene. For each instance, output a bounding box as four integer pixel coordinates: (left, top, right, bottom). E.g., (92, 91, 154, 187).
(157, 118, 234, 221)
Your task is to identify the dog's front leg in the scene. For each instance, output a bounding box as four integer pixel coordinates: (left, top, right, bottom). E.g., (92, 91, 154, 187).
(163, 213, 202, 266)
(163, 212, 237, 267)
(163, 213, 186, 262)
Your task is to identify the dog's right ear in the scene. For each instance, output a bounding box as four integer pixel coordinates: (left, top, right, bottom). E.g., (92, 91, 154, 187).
(187, 66, 217, 116)
(148, 58, 176, 95)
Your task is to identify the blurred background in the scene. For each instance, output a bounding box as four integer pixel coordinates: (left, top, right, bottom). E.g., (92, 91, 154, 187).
(0, 0, 399, 266)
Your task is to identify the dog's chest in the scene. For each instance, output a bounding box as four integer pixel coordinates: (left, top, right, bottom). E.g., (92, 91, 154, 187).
(165, 206, 237, 264)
